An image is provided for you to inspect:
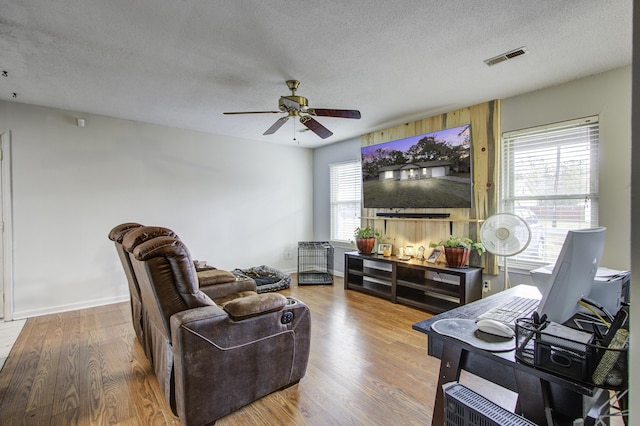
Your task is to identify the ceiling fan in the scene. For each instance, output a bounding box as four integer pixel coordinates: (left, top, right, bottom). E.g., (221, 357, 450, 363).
(223, 80, 361, 139)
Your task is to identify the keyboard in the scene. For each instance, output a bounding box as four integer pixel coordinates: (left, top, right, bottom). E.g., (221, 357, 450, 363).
(476, 296, 539, 327)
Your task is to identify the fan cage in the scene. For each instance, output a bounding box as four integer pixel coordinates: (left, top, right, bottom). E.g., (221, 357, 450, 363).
(480, 213, 531, 257)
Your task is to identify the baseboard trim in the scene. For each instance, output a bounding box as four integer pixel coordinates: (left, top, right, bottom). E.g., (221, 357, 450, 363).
(13, 295, 130, 320)
(12, 271, 347, 319)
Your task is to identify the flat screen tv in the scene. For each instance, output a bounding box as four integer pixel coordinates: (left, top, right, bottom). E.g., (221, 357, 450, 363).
(361, 124, 472, 209)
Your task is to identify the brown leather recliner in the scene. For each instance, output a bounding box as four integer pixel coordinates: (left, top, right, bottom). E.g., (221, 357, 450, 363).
(108, 222, 145, 344)
(123, 233, 311, 425)
(109, 223, 258, 360)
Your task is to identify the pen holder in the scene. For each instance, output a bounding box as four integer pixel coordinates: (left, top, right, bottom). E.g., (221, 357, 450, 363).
(515, 318, 628, 390)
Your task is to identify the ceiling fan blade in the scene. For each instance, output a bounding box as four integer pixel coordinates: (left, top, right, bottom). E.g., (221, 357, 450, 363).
(223, 111, 281, 115)
(300, 115, 333, 139)
(263, 116, 289, 135)
(309, 108, 361, 119)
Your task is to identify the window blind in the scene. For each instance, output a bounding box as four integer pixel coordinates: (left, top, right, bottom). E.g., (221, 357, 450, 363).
(330, 161, 362, 244)
(501, 116, 599, 269)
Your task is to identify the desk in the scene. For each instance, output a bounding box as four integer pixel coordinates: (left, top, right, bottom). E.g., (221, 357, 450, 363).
(413, 285, 612, 425)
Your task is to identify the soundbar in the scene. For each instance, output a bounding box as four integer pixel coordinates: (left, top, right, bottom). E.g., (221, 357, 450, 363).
(376, 212, 451, 219)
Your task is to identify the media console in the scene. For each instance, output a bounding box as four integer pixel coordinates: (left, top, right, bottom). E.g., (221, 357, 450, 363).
(344, 251, 482, 313)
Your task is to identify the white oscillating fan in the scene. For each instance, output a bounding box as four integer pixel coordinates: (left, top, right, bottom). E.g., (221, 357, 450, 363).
(480, 213, 532, 289)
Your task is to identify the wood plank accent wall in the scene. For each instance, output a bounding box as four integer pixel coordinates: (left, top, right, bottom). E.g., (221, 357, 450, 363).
(360, 100, 500, 274)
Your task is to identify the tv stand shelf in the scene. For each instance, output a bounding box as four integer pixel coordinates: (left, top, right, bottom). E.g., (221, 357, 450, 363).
(361, 216, 484, 222)
(344, 251, 482, 313)
(360, 216, 484, 235)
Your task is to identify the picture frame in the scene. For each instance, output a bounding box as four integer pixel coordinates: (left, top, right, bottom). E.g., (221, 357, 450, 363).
(378, 243, 392, 256)
(426, 248, 442, 263)
(417, 246, 426, 259)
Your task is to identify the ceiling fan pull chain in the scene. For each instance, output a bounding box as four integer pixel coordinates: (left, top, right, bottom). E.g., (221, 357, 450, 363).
(293, 119, 297, 143)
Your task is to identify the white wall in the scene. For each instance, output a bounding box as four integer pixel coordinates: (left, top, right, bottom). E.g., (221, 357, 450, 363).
(313, 137, 361, 274)
(313, 67, 632, 285)
(0, 101, 313, 319)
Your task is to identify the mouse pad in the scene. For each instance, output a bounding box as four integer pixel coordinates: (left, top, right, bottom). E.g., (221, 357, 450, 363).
(431, 319, 515, 352)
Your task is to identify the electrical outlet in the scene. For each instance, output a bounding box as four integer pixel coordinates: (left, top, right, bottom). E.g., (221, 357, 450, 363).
(482, 280, 491, 293)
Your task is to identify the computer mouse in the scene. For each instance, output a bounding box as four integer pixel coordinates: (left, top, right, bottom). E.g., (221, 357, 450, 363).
(475, 319, 515, 338)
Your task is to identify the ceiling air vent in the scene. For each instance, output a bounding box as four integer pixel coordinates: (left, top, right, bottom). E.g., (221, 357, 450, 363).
(484, 47, 528, 66)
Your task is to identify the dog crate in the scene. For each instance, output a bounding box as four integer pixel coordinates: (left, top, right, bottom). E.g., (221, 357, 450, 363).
(297, 241, 334, 285)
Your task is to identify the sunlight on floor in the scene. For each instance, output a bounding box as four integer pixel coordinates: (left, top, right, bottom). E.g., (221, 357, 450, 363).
(0, 319, 26, 371)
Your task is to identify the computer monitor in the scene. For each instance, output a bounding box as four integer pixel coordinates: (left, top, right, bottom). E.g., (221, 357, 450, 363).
(537, 227, 606, 323)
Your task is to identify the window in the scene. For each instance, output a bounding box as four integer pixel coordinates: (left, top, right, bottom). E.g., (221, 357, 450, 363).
(501, 116, 599, 269)
(330, 161, 362, 244)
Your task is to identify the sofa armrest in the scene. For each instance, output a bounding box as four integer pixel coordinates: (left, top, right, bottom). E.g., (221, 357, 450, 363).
(169, 297, 310, 356)
(169, 299, 311, 425)
(199, 276, 257, 300)
(196, 268, 236, 285)
(169, 298, 299, 349)
(222, 293, 287, 320)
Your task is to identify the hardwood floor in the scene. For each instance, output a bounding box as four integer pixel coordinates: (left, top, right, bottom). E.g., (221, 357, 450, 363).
(0, 277, 441, 425)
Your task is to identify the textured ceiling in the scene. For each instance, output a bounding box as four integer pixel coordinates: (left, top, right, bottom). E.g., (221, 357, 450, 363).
(0, 0, 633, 148)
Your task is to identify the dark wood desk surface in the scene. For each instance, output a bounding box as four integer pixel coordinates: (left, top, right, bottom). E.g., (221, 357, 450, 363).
(413, 284, 609, 425)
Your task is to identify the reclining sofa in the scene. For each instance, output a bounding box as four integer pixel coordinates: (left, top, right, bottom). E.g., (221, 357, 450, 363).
(108, 223, 258, 355)
(109, 224, 311, 425)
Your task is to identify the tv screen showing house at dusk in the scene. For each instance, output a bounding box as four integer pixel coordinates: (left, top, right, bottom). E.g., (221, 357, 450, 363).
(361, 124, 472, 209)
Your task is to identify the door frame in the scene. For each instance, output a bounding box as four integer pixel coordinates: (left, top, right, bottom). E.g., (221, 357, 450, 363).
(1, 131, 14, 321)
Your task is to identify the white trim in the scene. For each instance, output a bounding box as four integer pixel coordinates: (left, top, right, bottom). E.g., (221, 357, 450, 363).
(330, 241, 355, 250)
(1, 131, 13, 321)
(12, 295, 130, 320)
(502, 115, 598, 138)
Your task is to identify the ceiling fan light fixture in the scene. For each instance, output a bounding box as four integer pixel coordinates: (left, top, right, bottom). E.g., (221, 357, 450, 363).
(224, 80, 360, 139)
(279, 96, 308, 111)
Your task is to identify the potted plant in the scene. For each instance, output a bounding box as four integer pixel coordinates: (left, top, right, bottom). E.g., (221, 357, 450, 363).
(353, 227, 380, 254)
(430, 236, 484, 268)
